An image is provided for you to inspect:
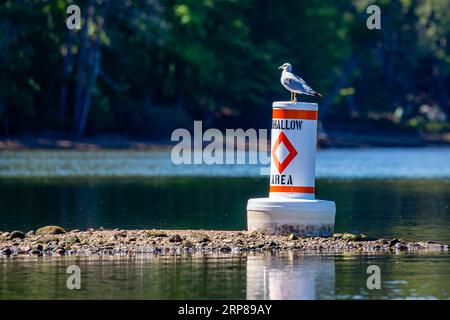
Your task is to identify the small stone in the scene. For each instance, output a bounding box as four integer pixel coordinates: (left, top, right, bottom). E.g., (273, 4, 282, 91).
(389, 239, 401, 247)
(266, 241, 277, 247)
(31, 249, 42, 255)
(182, 240, 194, 247)
(55, 248, 65, 255)
(65, 235, 80, 245)
(341, 233, 362, 241)
(147, 230, 168, 237)
(287, 234, 298, 241)
(32, 244, 44, 251)
(332, 233, 343, 238)
(116, 231, 127, 238)
(394, 242, 408, 251)
(25, 230, 35, 237)
(423, 242, 446, 251)
(1, 248, 12, 256)
(168, 234, 183, 242)
(198, 237, 211, 243)
(128, 237, 137, 242)
(1, 232, 10, 238)
(9, 231, 26, 240)
(19, 246, 31, 253)
(219, 246, 231, 252)
(36, 226, 66, 235)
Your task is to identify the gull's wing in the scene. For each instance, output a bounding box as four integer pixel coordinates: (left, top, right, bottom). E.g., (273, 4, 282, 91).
(282, 73, 316, 95)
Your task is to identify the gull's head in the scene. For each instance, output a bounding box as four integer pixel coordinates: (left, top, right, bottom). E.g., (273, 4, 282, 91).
(278, 63, 292, 72)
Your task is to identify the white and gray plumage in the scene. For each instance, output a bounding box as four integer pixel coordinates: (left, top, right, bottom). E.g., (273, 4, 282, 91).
(278, 63, 322, 102)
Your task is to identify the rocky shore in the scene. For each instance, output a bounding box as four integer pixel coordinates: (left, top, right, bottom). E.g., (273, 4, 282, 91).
(0, 226, 448, 257)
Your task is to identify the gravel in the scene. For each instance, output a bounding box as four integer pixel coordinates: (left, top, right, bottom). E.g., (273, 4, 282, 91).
(0, 228, 448, 257)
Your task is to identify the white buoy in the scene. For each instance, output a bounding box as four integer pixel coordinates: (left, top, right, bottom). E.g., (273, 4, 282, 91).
(247, 101, 335, 236)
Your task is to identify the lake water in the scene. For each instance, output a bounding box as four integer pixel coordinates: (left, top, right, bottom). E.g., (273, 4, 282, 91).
(0, 148, 449, 299)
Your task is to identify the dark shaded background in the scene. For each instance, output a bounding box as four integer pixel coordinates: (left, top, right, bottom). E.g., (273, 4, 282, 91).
(0, 0, 449, 141)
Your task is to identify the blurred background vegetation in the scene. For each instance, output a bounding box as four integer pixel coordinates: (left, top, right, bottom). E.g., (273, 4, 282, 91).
(0, 0, 449, 142)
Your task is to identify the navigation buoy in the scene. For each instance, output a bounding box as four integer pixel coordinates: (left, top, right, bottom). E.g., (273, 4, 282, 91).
(247, 101, 336, 236)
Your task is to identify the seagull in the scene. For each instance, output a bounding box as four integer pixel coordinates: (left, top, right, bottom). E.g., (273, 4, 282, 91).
(278, 63, 322, 102)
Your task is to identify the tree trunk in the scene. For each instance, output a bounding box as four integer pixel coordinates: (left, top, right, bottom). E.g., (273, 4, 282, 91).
(59, 30, 73, 119)
(74, 0, 107, 137)
(73, 2, 93, 131)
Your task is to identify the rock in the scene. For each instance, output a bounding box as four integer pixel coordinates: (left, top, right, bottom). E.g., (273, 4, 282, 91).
(32, 244, 44, 251)
(115, 231, 127, 238)
(1, 248, 12, 256)
(182, 240, 194, 247)
(147, 230, 168, 237)
(394, 242, 408, 251)
(36, 226, 66, 235)
(421, 241, 447, 251)
(267, 241, 277, 247)
(341, 233, 363, 241)
(65, 235, 80, 245)
(31, 249, 42, 255)
(198, 237, 211, 243)
(250, 231, 258, 238)
(168, 234, 182, 242)
(25, 230, 35, 237)
(9, 231, 25, 240)
(43, 243, 57, 251)
(389, 239, 399, 247)
(288, 234, 298, 241)
(1, 232, 10, 238)
(19, 246, 31, 253)
(219, 246, 231, 252)
(332, 233, 343, 238)
(55, 248, 65, 255)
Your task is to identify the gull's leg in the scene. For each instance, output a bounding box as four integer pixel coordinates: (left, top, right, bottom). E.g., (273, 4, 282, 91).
(290, 92, 293, 102)
(293, 93, 297, 102)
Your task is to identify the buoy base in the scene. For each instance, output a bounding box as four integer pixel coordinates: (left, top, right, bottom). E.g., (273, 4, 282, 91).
(247, 198, 336, 237)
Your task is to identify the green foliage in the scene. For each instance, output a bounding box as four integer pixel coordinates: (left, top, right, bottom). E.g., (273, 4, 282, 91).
(0, 0, 449, 136)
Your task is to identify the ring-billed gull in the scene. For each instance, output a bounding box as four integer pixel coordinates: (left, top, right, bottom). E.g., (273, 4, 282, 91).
(278, 63, 322, 102)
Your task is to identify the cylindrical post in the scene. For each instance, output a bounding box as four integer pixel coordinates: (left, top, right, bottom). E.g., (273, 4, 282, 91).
(269, 102, 317, 200)
(246, 100, 335, 237)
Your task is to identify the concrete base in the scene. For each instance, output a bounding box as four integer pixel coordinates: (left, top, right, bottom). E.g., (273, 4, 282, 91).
(247, 198, 336, 237)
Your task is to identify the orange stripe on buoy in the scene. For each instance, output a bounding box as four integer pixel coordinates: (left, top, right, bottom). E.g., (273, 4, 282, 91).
(272, 109, 318, 120)
(270, 186, 315, 193)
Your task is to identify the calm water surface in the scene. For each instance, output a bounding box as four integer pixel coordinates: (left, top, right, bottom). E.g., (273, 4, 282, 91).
(1, 253, 449, 299)
(0, 148, 449, 299)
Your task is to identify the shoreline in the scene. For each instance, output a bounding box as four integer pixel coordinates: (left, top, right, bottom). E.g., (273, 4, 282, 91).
(1, 228, 448, 257)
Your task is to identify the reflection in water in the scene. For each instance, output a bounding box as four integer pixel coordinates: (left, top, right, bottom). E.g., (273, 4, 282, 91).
(0, 253, 449, 299)
(246, 254, 335, 300)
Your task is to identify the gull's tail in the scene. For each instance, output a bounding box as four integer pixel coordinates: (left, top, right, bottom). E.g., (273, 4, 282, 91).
(313, 91, 323, 98)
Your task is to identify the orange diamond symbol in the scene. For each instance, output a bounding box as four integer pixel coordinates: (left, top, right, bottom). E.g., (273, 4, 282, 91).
(272, 132, 298, 174)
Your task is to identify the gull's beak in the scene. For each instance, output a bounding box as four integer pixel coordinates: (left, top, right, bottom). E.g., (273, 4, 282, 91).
(278, 66, 283, 70)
